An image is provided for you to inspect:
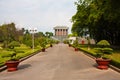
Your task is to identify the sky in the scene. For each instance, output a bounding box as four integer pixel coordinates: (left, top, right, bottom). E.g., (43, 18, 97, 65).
(0, 0, 76, 33)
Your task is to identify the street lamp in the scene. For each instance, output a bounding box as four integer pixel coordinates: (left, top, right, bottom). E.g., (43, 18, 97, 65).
(30, 28, 37, 51)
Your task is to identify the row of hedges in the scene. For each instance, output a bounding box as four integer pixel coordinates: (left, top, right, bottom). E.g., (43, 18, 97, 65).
(0, 43, 52, 67)
(0, 46, 41, 67)
(77, 45, 120, 69)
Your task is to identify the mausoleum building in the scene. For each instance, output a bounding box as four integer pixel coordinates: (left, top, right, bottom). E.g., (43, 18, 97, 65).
(53, 26, 69, 41)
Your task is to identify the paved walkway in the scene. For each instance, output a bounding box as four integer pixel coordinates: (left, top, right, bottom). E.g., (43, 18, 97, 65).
(0, 43, 120, 80)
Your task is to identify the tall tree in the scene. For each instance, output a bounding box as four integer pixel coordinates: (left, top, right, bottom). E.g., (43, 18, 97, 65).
(72, 0, 120, 45)
(0, 23, 17, 48)
(45, 32, 53, 38)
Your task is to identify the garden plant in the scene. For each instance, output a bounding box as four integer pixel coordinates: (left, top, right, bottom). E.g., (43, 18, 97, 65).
(94, 40, 113, 69)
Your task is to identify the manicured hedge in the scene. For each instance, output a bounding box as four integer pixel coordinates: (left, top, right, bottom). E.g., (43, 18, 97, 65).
(0, 43, 52, 67)
(77, 44, 120, 69)
(0, 46, 41, 67)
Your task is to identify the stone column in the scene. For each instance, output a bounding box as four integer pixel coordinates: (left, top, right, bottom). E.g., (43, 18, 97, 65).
(57, 29, 59, 36)
(59, 29, 61, 36)
(55, 29, 56, 36)
(62, 29, 64, 36)
(55, 29, 57, 36)
(66, 29, 67, 35)
(56, 29, 59, 36)
(63, 29, 65, 36)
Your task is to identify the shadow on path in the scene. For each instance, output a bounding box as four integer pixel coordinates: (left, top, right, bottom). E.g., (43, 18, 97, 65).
(18, 64, 31, 70)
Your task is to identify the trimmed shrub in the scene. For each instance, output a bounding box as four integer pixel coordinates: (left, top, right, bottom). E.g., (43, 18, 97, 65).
(8, 41, 20, 49)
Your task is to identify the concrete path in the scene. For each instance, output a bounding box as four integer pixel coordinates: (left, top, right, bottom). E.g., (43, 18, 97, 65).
(0, 43, 120, 80)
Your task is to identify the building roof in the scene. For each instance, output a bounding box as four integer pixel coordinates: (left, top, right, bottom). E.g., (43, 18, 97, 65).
(54, 26, 69, 29)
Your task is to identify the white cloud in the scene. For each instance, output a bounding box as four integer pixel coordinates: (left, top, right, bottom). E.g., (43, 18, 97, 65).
(0, 0, 76, 33)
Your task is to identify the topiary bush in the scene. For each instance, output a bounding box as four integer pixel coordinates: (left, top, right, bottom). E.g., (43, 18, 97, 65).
(97, 40, 110, 47)
(8, 41, 20, 49)
(94, 40, 113, 58)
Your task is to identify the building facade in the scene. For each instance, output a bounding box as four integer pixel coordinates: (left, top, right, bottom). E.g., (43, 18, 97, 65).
(53, 26, 69, 42)
(54, 26, 68, 36)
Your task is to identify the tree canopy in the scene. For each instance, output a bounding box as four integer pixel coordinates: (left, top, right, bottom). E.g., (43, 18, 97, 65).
(72, 0, 120, 45)
(0, 22, 54, 48)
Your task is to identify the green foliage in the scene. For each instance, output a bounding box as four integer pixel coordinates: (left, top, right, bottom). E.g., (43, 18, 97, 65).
(94, 48, 113, 58)
(0, 23, 19, 48)
(0, 44, 41, 66)
(72, 0, 120, 45)
(45, 32, 53, 38)
(102, 48, 113, 54)
(8, 41, 20, 49)
(94, 40, 113, 58)
(78, 44, 120, 68)
(24, 40, 32, 48)
(39, 37, 47, 48)
(1, 50, 19, 61)
(34, 39, 40, 47)
(73, 39, 79, 47)
(22, 31, 32, 48)
(54, 40, 59, 44)
(63, 39, 69, 44)
(36, 32, 45, 37)
(1, 51, 13, 57)
(97, 40, 110, 47)
(68, 33, 78, 37)
(47, 38, 54, 44)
